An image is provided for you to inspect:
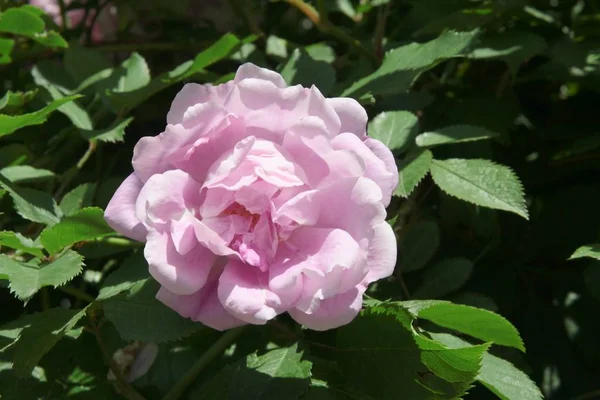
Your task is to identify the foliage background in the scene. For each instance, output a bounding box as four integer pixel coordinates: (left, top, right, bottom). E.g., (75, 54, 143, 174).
(1, 0, 599, 399)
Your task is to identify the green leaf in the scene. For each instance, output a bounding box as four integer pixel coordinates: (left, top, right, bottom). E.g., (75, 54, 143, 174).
(80, 117, 133, 143)
(64, 42, 112, 85)
(413, 257, 474, 299)
(420, 343, 489, 383)
(229, 343, 313, 400)
(0, 38, 14, 64)
(0, 173, 62, 225)
(31, 30, 68, 49)
(400, 220, 440, 272)
(280, 48, 336, 95)
(0, 231, 44, 258)
(11, 307, 88, 377)
(431, 333, 542, 400)
(40, 207, 113, 255)
(114, 53, 151, 93)
(430, 159, 528, 219)
(59, 183, 96, 216)
(367, 111, 419, 152)
(569, 244, 600, 260)
(102, 278, 203, 342)
(342, 30, 479, 97)
(0, 165, 55, 183)
(97, 251, 149, 301)
(0, 250, 83, 301)
(0, 95, 81, 138)
(0, 7, 45, 36)
(0, 90, 38, 111)
(402, 300, 525, 351)
(415, 125, 500, 147)
(396, 149, 432, 198)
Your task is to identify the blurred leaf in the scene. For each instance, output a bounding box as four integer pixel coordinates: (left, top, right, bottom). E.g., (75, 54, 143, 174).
(96, 251, 148, 301)
(430, 159, 528, 219)
(0, 7, 45, 36)
(432, 333, 542, 400)
(0, 165, 54, 183)
(0, 250, 83, 301)
(102, 278, 202, 342)
(229, 343, 312, 400)
(11, 307, 87, 377)
(281, 48, 336, 95)
(64, 42, 112, 85)
(81, 117, 133, 143)
(413, 257, 474, 299)
(0, 173, 62, 225)
(40, 207, 113, 255)
(470, 31, 547, 74)
(584, 263, 600, 300)
(569, 244, 600, 260)
(368, 111, 419, 152)
(395, 149, 432, 198)
(0, 90, 38, 111)
(402, 301, 525, 351)
(342, 30, 478, 97)
(0, 231, 44, 258)
(305, 43, 336, 63)
(113, 53, 151, 93)
(400, 220, 440, 272)
(416, 125, 500, 147)
(0, 95, 81, 138)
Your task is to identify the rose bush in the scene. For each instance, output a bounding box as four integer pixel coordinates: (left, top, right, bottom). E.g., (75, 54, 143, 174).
(105, 63, 398, 331)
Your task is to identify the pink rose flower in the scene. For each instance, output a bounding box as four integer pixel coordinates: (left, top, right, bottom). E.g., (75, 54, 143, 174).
(105, 63, 398, 331)
(29, 0, 117, 42)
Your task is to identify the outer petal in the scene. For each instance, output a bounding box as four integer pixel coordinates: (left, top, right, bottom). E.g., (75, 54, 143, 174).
(327, 97, 368, 139)
(234, 63, 287, 88)
(145, 230, 213, 295)
(289, 285, 365, 331)
(167, 82, 234, 125)
(218, 259, 288, 325)
(332, 133, 397, 207)
(104, 173, 148, 242)
(364, 138, 399, 207)
(364, 222, 397, 283)
(156, 282, 245, 331)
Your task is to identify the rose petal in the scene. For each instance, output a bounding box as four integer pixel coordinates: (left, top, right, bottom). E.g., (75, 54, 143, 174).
(364, 138, 399, 207)
(327, 97, 368, 139)
(104, 173, 148, 242)
(234, 63, 287, 88)
(364, 222, 397, 283)
(167, 82, 234, 125)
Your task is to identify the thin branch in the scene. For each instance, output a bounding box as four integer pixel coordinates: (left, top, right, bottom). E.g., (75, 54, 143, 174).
(54, 140, 97, 199)
(162, 327, 246, 400)
(373, 2, 392, 60)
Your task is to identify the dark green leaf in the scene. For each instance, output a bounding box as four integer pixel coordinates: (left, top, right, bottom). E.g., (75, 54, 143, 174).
(97, 251, 149, 301)
(396, 149, 432, 198)
(400, 220, 440, 272)
(0, 38, 14, 64)
(80, 117, 133, 143)
(413, 257, 474, 299)
(0, 173, 62, 225)
(59, 183, 96, 216)
(367, 111, 419, 152)
(281, 48, 336, 95)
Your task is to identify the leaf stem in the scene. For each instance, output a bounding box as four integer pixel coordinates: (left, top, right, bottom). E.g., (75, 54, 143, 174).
(284, 0, 378, 64)
(54, 140, 97, 199)
(162, 326, 246, 400)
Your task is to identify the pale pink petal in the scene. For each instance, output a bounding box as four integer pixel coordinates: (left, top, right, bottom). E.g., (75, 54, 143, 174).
(203, 136, 256, 189)
(273, 189, 319, 226)
(364, 222, 397, 283)
(234, 63, 287, 88)
(364, 138, 399, 207)
(104, 173, 148, 242)
(145, 231, 213, 295)
(289, 285, 366, 331)
(218, 259, 288, 325)
(234, 181, 279, 215)
(166, 83, 234, 125)
(327, 97, 368, 139)
(332, 133, 397, 206)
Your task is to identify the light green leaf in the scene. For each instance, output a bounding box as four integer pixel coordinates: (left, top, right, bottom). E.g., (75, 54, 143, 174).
(396, 149, 432, 198)
(40, 207, 113, 255)
(0, 38, 14, 64)
(0, 90, 38, 111)
(81, 117, 133, 143)
(416, 125, 500, 147)
(368, 111, 419, 152)
(400, 220, 440, 272)
(413, 257, 474, 299)
(430, 159, 528, 219)
(266, 35, 288, 59)
(432, 333, 543, 400)
(402, 300, 525, 351)
(420, 343, 489, 383)
(0, 231, 44, 258)
(342, 30, 479, 97)
(97, 251, 148, 301)
(281, 48, 336, 95)
(0, 7, 45, 36)
(102, 278, 203, 342)
(11, 307, 88, 377)
(114, 53, 151, 93)
(0, 95, 81, 138)
(569, 244, 600, 260)
(0, 173, 62, 225)
(31, 30, 68, 48)
(305, 43, 335, 63)
(0, 165, 55, 183)
(229, 343, 313, 399)
(0, 250, 83, 301)
(59, 183, 96, 216)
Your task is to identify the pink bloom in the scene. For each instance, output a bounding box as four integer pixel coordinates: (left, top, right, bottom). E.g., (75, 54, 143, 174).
(29, 0, 117, 42)
(105, 63, 398, 331)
